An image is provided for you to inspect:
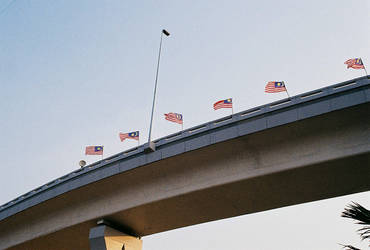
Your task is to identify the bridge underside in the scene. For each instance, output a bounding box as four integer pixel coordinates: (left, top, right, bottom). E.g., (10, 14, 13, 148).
(4, 103, 370, 250)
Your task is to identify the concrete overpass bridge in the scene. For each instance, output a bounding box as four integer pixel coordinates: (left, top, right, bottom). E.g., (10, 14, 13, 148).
(1, 76, 369, 249)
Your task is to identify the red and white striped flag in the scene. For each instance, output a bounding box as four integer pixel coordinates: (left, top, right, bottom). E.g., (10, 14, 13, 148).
(119, 131, 139, 141)
(265, 81, 287, 93)
(164, 113, 183, 124)
(85, 146, 103, 155)
(213, 98, 232, 110)
(344, 58, 365, 69)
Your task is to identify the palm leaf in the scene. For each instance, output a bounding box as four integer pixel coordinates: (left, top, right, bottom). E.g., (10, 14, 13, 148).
(339, 244, 361, 250)
(342, 202, 370, 241)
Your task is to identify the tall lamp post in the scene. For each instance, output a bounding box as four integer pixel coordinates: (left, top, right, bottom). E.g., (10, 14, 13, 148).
(147, 29, 170, 152)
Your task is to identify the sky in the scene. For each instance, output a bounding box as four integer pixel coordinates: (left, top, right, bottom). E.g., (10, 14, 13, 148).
(0, 0, 369, 249)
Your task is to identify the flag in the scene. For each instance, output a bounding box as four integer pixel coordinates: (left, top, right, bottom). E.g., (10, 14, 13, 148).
(213, 98, 233, 110)
(85, 146, 103, 155)
(119, 131, 139, 141)
(164, 112, 183, 124)
(344, 58, 365, 69)
(265, 81, 287, 93)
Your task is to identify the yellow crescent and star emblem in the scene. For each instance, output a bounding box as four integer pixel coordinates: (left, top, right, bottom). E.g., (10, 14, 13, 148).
(129, 132, 138, 137)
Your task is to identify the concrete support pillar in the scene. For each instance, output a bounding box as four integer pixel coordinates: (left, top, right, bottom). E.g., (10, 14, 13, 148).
(89, 224, 142, 250)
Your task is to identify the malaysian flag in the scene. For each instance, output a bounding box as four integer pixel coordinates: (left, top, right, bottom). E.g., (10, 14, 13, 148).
(265, 81, 287, 93)
(85, 146, 103, 155)
(344, 58, 365, 69)
(213, 98, 232, 110)
(119, 131, 139, 141)
(164, 112, 183, 124)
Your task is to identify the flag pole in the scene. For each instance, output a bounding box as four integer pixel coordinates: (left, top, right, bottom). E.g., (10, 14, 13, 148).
(231, 98, 234, 115)
(283, 81, 291, 98)
(101, 146, 104, 161)
(361, 58, 368, 76)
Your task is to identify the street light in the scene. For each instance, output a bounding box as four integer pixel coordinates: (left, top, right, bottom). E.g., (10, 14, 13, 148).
(147, 29, 170, 152)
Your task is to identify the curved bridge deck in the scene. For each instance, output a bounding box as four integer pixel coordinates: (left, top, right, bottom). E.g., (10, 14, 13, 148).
(1, 76, 370, 249)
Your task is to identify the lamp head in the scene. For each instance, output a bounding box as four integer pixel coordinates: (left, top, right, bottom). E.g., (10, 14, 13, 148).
(162, 29, 170, 36)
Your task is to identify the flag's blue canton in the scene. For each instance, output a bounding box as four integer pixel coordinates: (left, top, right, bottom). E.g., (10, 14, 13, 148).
(95, 146, 103, 152)
(356, 58, 363, 65)
(129, 131, 139, 137)
(176, 114, 183, 120)
(274, 82, 285, 88)
(224, 98, 232, 104)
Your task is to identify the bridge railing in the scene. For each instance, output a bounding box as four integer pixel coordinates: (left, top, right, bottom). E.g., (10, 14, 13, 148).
(1, 75, 369, 212)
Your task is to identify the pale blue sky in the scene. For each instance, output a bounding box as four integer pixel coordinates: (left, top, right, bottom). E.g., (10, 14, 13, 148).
(0, 0, 369, 249)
